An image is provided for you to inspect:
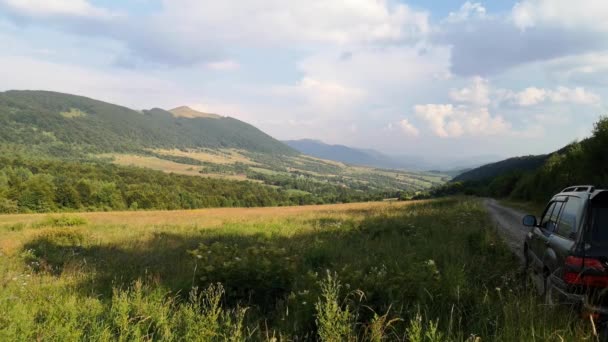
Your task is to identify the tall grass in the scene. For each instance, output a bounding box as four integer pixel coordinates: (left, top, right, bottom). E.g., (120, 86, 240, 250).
(0, 198, 595, 340)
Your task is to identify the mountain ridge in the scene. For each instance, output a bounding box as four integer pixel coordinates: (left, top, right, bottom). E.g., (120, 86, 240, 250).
(283, 139, 402, 169)
(0, 90, 296, 156)
(169, 106, 222, 119)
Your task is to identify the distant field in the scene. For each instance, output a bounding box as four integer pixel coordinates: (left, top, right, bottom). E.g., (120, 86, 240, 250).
(107, 153, 249, 180)
(0, 198, 591, 340)
(103, 149, 448, 195)
(154, 148, 257, 165)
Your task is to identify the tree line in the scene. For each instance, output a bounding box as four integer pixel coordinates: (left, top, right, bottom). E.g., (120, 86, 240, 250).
(0, 154, 391, 214)
(421, 117, 608, 203)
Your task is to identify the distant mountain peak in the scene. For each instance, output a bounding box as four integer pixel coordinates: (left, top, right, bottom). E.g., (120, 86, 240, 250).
(169, 106, 221, 119)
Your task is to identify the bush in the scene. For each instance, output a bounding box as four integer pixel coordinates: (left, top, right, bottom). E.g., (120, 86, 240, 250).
(189, 240, 297, 310)
(35, 215, 87, 228)
(0, 198, 19, 213)
(23, 228, 87, 274)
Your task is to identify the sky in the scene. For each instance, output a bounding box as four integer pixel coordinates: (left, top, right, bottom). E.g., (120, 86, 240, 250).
(1, 0, 607, 161)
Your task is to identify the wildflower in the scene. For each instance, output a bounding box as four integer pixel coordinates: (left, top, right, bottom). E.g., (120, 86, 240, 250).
(196, 255, 203, 259)
(302, 301, 307, 305)
(495, 287, 501, 292)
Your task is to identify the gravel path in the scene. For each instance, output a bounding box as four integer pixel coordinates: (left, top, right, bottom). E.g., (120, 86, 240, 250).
(483, 198, 529, 262)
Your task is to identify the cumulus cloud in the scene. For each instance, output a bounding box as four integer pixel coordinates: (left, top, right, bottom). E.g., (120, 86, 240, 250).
(446, 2, 487, 23)
(415, 104, 510, 138)
(512, 0, 608, 32)
(0, 0, 431, 67)
(436, 1, 608, 76)
(449, 76, 490, 106)
(499, 86, 600, 106)
(399, 119, 419, 137)
(0, 0, 117, 19)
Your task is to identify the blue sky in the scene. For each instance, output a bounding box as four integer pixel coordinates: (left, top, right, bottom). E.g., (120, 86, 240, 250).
(1, 0, 607, 163)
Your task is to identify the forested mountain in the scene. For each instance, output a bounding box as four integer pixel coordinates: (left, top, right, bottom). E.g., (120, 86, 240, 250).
(453, 155, 550, 182)
(0, 90, 296, 155)
(433, 117, 608, 202)
(284, 139, 402, 169)
(0, 90, 445, 213)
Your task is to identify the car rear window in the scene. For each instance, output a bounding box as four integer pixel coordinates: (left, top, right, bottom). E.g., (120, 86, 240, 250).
(588, 206, 608, 244)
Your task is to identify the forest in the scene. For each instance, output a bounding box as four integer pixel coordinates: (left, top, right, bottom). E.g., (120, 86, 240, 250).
(0, 152, 389, 213)
(0, 90, 295, 155)
(425, 117, 608, 203)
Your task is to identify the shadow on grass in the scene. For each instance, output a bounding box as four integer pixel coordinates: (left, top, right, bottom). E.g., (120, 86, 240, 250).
(21, 199, 521, 337)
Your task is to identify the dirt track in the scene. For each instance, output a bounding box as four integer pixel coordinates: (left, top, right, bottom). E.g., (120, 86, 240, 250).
(483, 198, 529, 262)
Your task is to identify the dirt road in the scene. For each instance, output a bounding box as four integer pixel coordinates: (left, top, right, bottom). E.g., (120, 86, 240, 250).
(483, 198, 529, 262)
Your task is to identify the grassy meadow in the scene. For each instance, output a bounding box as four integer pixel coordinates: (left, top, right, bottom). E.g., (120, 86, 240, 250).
(0, 198, 593, 340)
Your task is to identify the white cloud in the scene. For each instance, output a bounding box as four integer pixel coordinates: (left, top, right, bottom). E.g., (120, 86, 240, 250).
(446, 2, 486, 23)
(0, 0, 117, 19)
(297, 45, 451, 99)
(155, 0, 430, 46)
(0, 54, 186, 109)
(0, 0, 432, 66)
(415, 104, 510, 138)
(449, 76, 490, 106)
(549, 86, 600, 105)
(399, 119, 419, 137)
(205, 60, 240, 71)
(512, 87, 546, 106)
(512, 0, 608, 32)
(499, 86, 600, 106)
(271, 77, 366, 117)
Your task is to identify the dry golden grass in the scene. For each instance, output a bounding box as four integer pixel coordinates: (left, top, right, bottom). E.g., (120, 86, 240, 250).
(292, 154, 346, 167)
(0, 201, 418, 255)
(107, 154, 249, 180)
(1, 201, 413, 227)
(169, 106, 221, 119)
(154, 148, 257, 165)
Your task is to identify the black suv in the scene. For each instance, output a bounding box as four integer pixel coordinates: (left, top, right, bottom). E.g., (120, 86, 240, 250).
(523, 185, 608, 319)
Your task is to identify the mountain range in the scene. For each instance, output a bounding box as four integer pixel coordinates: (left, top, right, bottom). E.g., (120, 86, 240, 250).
(284, 139, 496, 173)
(0, 90, 295, 155)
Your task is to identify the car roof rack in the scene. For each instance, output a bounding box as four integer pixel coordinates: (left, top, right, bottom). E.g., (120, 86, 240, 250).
(560, 185, 596, 193)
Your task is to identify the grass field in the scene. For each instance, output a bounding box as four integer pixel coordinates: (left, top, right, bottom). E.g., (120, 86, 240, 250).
(107, 154, 249, 181)
(0, 198, 592, 340)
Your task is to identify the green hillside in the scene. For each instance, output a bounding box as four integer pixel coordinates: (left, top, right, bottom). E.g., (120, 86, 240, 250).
(453, 155, 549, 182)
(0, 90, 296, 155)
(433, 117, 608, 202)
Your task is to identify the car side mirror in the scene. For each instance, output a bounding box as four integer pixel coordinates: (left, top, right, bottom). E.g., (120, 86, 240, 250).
(522, 215, 537, 227)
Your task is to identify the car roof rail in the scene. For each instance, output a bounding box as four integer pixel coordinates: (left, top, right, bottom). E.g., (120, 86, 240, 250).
(560, 185, 596, 193)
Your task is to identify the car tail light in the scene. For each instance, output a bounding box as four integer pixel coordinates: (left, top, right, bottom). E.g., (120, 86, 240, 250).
(564, 256, 608, 287)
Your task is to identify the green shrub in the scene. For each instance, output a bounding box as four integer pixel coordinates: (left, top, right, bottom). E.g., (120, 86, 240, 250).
(3, 223, 25, 231)
(315, 272, 355, 341)
(35, 215, 88, 228)
(22, 228, 87, 274)
(189, 240, 297, 309)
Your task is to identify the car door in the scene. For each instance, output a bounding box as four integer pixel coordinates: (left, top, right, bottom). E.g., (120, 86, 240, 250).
(548, 196, 584, 280)
(532, 201, 565, 269)
(529, 202, 557, 269)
